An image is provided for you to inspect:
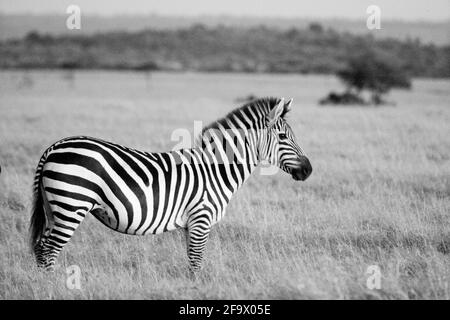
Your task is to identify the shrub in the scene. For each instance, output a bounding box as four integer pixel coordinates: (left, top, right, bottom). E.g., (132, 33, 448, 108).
(336, 50, 411, 104)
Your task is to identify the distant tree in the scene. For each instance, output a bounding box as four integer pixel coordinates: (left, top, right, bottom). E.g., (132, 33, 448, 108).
(60, 61, 80, 69)
(24, 31, 43, 43)
(308, 23, 324, 33)
(133, 61, 159, 71)
(24, 31, 54, 44)
(337, 51, 411, 104)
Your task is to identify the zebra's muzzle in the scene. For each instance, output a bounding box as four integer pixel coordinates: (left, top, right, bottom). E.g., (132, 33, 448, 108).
(291, 156, 312, 181)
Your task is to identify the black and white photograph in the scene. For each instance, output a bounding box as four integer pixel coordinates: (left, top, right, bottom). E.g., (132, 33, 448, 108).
(0, 0, 449, 304)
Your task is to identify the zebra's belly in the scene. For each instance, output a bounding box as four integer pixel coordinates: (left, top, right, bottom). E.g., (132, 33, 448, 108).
(90, 200, 187, 235)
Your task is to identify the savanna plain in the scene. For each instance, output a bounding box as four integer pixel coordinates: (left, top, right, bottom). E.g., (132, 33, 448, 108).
(0, 71, 448, 299)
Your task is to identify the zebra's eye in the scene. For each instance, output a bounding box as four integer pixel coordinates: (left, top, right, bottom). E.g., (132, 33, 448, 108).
(278, 133, 287, 140)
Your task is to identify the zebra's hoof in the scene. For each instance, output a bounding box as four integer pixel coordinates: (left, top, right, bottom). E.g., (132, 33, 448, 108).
(188, 266, 203, 280)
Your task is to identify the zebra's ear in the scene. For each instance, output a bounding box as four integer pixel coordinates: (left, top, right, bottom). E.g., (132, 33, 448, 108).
(282, 98, 293, 118)
(285, 98, 293, 110)
(266, 98, 285, 127)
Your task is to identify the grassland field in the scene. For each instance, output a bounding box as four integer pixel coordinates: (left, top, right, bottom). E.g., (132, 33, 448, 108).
(0, 70, 448, 299)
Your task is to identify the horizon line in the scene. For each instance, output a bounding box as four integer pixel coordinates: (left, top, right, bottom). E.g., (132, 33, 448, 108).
(0, 11, 449, 24)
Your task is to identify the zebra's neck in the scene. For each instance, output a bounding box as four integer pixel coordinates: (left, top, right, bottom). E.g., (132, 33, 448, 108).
(199, 126, 261, 195)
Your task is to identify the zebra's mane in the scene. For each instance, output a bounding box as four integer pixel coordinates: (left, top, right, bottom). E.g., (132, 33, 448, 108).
(200, 97, 283, 137)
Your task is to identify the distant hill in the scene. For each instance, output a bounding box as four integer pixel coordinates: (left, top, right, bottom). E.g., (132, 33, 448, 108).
(1, 24, 448, 77)
(0, 13, 449, 45)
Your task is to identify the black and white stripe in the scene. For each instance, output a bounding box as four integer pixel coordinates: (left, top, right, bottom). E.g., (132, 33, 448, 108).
(30, 97, 312, 272)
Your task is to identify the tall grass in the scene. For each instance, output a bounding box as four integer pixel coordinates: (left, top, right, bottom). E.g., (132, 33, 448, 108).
(0, 71, 448, 299)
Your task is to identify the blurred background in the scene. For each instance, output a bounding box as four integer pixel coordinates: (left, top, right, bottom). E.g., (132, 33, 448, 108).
(1, 0, 448, 105)
(1, 0, 449, 75)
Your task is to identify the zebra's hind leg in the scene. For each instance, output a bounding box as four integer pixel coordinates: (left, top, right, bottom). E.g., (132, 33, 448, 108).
(186, 211, 212, 276)
(36, 208, 87, 271)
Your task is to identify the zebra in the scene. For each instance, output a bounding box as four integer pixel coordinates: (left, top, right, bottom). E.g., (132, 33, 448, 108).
(30, 97, 312, 273)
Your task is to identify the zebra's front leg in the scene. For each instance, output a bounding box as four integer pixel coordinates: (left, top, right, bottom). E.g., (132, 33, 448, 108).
(186, 213, 212, 276)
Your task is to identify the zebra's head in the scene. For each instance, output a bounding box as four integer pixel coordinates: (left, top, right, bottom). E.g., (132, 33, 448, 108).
(260, 98, 312, 181)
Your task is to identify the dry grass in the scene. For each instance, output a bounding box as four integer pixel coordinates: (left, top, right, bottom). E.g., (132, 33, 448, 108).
(0, 71, 449, 299)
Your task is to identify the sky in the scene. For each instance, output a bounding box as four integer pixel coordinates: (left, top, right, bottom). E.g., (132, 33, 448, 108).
(0, 0, 449, 21)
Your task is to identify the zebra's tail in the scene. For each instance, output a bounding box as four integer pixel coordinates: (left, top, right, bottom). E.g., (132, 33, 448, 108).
(29, 150, 50, 252)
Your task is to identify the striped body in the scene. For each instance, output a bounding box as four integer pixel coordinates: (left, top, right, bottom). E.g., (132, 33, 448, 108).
(40, 136, 252, 235)
(30, 97, 312, 272)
